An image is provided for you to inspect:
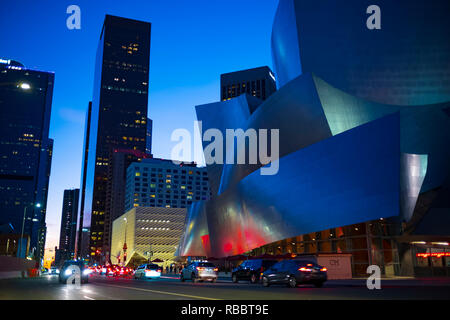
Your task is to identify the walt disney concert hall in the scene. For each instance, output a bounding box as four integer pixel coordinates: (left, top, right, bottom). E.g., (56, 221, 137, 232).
(177, 0, 450, 277)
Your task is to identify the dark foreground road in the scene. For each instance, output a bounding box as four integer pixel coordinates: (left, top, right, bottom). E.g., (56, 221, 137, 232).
(1, 274, 450, 300)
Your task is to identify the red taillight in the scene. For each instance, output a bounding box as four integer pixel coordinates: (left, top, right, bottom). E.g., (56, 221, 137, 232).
(213, 268, 218, 272)
(320, 267, 327, 272)
(298, 267, 312, 272)
(196, 267, 205, 271)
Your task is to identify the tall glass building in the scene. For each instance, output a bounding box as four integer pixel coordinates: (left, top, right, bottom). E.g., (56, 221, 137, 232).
(78, 15, 152, 263)
(220, 66, 277, 102)
(0, 59, 54, 262)
(57, 189, 79, 262)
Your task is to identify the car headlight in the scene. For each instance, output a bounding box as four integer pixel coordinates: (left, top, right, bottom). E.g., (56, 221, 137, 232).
(83, 269, 91, 275)
(56, 269, 60, 274)
(64, 269, 72, 276)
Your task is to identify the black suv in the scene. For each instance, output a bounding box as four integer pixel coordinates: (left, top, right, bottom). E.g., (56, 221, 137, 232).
(232, 259, 278, 284)
(262, 260, 327, 288)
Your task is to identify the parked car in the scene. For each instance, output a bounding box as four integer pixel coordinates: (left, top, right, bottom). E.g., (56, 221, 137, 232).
(58, 260, 90, 284)
(261, 260, 327, 288)
(232, 259, 278, 284)
(180, 262, 218, 283)
(134, 263, 161, 279)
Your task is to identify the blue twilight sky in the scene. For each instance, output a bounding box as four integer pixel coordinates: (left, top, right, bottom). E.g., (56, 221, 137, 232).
(0, 0, 279, 249)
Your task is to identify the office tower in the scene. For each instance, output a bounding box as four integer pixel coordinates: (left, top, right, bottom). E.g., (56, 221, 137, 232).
(124, 159, 211, 211)
(78, 15, 151, 263)
(220, 66, 277, 102)
(58, 189, 80, 262)
(103, 149, 151, 262)
(0, 58, 54, 261)
(75, 102, 92, 260)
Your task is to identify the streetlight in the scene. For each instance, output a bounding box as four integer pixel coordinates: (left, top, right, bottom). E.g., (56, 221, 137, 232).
(18, 203, 40, 259)
(19, 82, 31, 90)
(123, 217, 127, 267)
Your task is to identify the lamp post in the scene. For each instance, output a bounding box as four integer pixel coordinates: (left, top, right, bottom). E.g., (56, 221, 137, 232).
(123, 217, 127, 266)
(19, 203, 41, 259)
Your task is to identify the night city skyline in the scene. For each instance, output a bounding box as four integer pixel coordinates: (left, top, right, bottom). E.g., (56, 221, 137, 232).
(1, 0, 450, 306)
(0, 0, 277, 250)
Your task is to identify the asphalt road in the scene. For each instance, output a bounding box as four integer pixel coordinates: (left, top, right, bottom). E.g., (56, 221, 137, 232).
(1, 274, 450, 300)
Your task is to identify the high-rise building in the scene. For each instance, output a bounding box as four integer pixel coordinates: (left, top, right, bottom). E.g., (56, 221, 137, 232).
(78, 15, 152, 263)
(58, 189, 79, 262)
(75, 102, 92, 260)
(0, 58, 54, 262)
(124, 159, 211, 211)
(220, 66, 277, 102)
(103, 149, 151, 262)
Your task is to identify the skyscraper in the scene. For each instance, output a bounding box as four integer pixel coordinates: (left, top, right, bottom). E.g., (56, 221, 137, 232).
(0, 59, 54, 262)
(103, 149, 151, 262)
(220, 66, 277, 102)
(78, 15, 151, 263)
(58, 189, 79, 262)
(75, 101, 92, 260)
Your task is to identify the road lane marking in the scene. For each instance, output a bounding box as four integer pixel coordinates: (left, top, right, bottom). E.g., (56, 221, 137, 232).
(98, 283, 221, 300)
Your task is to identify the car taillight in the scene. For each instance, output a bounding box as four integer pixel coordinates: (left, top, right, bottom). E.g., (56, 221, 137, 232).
(157, 269, 161, 273)
(196, 267, 205, 271)
(298, 267, 312, 272)
(320, 267, 327, 272)
(213, 268, 218, 272)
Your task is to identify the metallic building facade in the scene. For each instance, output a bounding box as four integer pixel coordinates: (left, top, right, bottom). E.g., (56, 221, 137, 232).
(272, 0, 450, 106)
(178, 0, 450, 263)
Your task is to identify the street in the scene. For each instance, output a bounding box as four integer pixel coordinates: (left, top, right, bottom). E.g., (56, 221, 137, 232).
(1, 274, 450, 300)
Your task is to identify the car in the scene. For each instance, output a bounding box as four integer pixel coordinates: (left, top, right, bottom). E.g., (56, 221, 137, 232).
(104, 265, 119, 276)
(180, 262, 218, 283)
(100, 265, 109, 275)
(113, 266, 131, 276)
(49, 266, 60, 275)
(134, 263, 161, 279)
(261, 260, 327, 288)
(232, 259, 278, 284)
(58, 260, 90, 284)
